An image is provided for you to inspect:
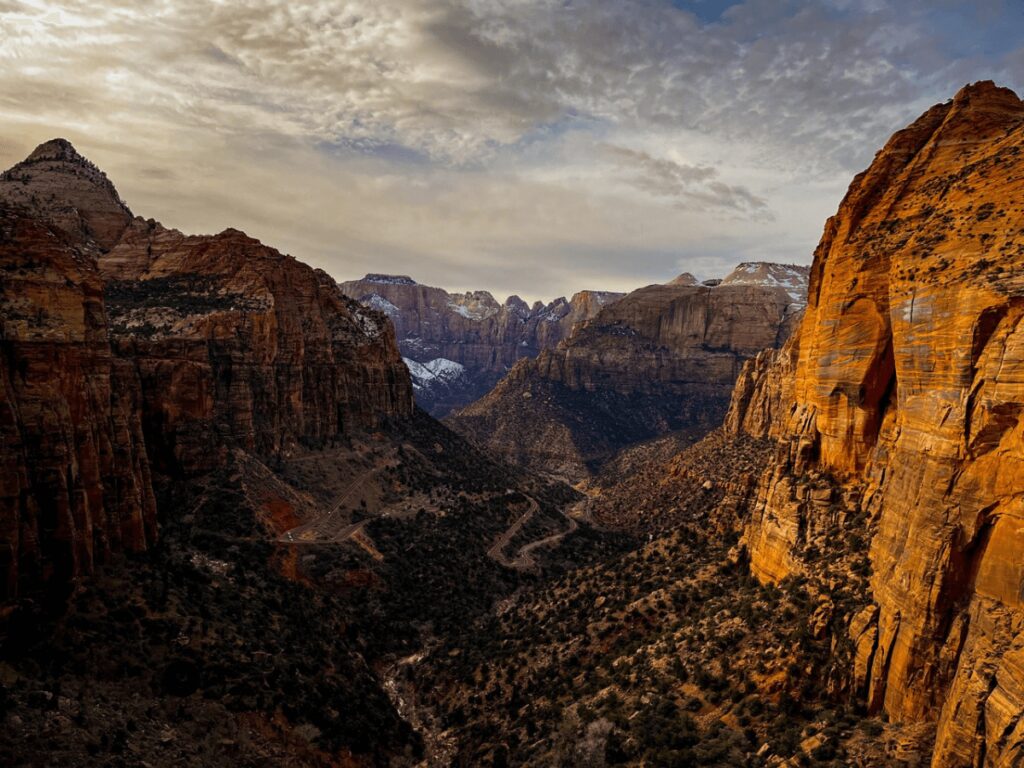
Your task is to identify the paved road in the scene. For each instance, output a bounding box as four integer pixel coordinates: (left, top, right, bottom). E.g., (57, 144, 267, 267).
(514, 512, 579, 568)
(486, 495, 538, 567)
(488, 495, 584, 570)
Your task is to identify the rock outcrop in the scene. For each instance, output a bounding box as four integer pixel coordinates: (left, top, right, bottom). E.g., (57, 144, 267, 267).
(726, 81, 1024, 767)
(101, 222, 414, 475)
(0, 140, 413, 599)
(340, 274, 623, 416)
(448, 264, 807, 478)
(0, 205, 156, 601)
(0, 138, 133, 250)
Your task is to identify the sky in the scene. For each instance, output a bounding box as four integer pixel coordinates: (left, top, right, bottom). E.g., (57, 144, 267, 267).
(1, 1, 1022, 302)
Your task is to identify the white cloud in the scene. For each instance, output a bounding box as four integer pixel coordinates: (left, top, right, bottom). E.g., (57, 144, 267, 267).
(0, 0, 1020, 300)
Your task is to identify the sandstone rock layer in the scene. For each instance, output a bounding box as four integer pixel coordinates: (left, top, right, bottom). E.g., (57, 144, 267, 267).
(728, 81, 1024, 767)
(340, 274, 622, 415)
(102, 222, 414, 475)
(0, 206, 156, 600)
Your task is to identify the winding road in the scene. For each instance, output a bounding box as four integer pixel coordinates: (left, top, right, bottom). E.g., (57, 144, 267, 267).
(485, 495, 539, 567)
(487, 495, 586, 570)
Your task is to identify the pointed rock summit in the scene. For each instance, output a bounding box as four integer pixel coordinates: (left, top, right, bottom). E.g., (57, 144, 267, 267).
(25, 137, 91, 164)
(0, 138, 132, 249)
(667, 272, 699, 286)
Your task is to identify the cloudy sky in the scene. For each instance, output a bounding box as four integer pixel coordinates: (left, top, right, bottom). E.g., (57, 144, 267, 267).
(1, 0, 1022, 301)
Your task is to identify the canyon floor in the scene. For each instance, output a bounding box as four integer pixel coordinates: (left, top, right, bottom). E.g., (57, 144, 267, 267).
(1, 419, 921, 767)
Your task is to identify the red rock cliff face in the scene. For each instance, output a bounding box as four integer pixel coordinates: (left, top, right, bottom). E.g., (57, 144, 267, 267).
(102, 222, 414, 475)
(0, 205, 156, 600)
(727, 82, 1024, 766)
(0, 140, 414, 598)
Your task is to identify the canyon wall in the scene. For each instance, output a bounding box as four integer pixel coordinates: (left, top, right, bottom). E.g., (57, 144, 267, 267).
(340, 274, 622, 415)
(449, 265, 806, 478)
(101, 223, 414, 475)
(0, 140, 413, 599)
(727, 81, 1024, 766)
(0, 205, 156, 601)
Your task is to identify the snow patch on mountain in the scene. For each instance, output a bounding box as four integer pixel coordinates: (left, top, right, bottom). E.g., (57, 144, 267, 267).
(447, 292, 500, 320)
(365, 293, 400, 317)
(403, 357, 467, 391)
(591, 291, 621, 305)
(541, 298, 570, 322)
(353, 309, 383, 337)
(720, 262, 810, 306)
(362, 274, 417, 286)
(447, 302, 480, 319)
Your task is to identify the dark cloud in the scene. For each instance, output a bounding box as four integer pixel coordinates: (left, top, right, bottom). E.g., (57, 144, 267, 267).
(603, 144, 769, 216)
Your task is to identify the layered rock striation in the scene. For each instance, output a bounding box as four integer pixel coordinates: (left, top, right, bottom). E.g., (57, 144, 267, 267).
(340, 274, 623, 415)
(726, 81, 1024, 766)
(0, 140, 413, 599)
(101, 223, 413, 475)
(448, 264, 807, 478)
(0, 204, 156, 601)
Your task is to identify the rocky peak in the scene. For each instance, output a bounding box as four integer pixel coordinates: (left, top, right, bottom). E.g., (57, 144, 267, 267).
(0, 138, 132, 249)
(362, 273, 417, 286)
(720, 262, 810, 305)
(24, 137, 86, 163)
(667, 272, 699, 286)
(448, 290, 500, 319)
(570, 289, 625, 305)
(920, 80, 1024, 147)
(949, 79, 1023, 116)
(504, 295, 530, 316)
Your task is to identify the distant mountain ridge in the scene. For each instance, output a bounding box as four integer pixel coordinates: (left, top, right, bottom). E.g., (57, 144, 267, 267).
(340, 273, 624, 415)
(446, 262, 808, 478)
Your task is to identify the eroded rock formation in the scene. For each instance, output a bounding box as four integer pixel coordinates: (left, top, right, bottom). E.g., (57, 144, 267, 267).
(101, 223, 414, 475)
(727, 81, 1024, 766)
(0, 140, 413, 598)
(0, 138, 132, 250)
(340, 274, 623, 415)
(0, 205, 156, 601)
(449, 264, 807, 478)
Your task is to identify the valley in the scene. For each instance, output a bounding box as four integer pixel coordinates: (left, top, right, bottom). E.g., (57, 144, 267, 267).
(2, 79, 1024, 768)
(446, 265, 807, 480)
